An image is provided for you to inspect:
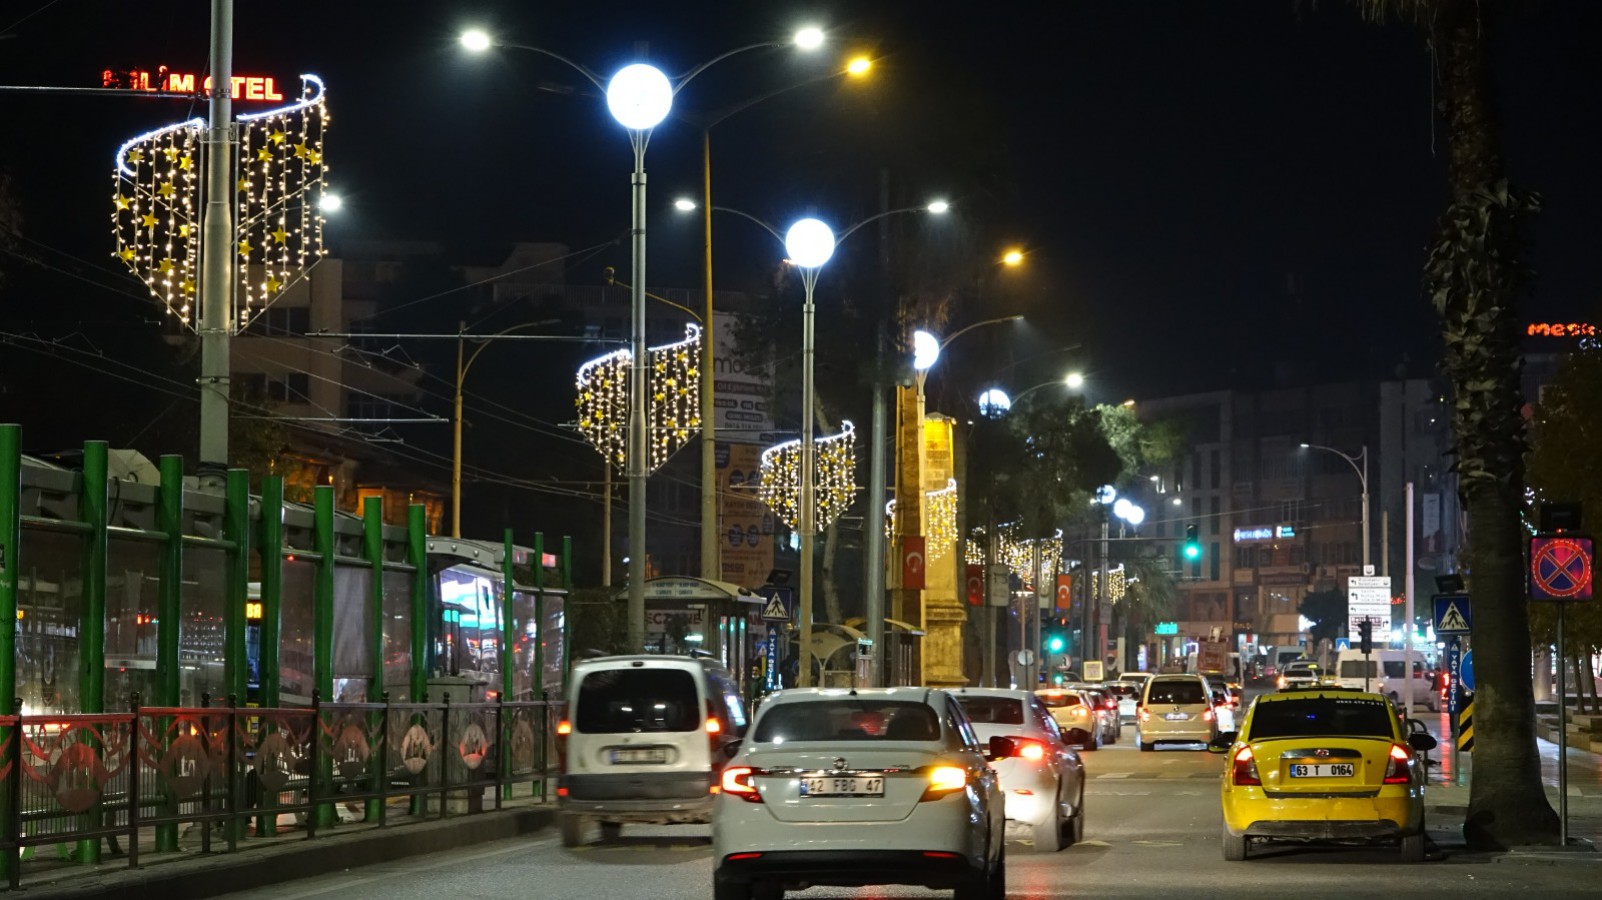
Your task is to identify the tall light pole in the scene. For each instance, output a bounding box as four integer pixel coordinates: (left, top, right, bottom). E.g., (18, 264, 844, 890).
(197, 0, 235, 489)
(1300, 442, 1370, 570)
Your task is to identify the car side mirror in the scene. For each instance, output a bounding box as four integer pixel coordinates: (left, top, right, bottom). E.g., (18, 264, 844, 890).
(1207, 731, 1237, 753)
(1407, 732, 1437, 753)
(723, 739, 743, 759)
(986, 735, 1017, 761)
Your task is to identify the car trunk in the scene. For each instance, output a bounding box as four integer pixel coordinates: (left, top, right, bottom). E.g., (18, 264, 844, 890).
(742, 743, 943, 823)
(1249, 737, 1395, 795)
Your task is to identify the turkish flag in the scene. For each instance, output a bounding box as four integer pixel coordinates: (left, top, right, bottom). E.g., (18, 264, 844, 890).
(902, 535, 926, 590)
(965, 564, 985, 606)
(1055, 574, 1073, 611)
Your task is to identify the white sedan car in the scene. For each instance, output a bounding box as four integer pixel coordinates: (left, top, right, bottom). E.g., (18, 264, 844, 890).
(953, 687, 1086, 851)
(712, 687, 1007, 900)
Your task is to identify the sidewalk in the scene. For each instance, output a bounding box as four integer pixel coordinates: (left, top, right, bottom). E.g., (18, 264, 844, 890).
(12, 797, 556, 899)
(1418, 706, 1602, 859)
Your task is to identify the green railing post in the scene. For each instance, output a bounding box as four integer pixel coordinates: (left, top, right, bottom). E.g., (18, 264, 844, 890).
(312, 485, 335, 829)
(0, 425, 21, 886)
(363, 496, 384, 821)
(155, 455, 184, 852)
(500, 529, 515, 800)
(531, 532, 545, 800)
(222, 469, 249, 841)
(407, 504, 427, 818)
(256, 476, 283, 837)
(78, 441, 108, 864)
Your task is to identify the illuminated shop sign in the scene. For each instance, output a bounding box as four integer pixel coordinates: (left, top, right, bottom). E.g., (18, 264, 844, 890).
(102, 67, 286, 101)
(1527, 322, 1599, 338)
(1233, 525, 1296, 543)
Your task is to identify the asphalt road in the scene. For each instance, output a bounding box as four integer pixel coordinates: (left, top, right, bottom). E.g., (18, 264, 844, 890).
(215, 726, 1600, 900)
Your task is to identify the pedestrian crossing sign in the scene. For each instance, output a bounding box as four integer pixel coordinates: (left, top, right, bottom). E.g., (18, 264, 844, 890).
(760, 595, 790, 622)
(1433, 593, 1471, 635)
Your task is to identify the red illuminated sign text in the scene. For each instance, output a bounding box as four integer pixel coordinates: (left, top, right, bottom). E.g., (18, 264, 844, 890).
(101, 67, 285, 101)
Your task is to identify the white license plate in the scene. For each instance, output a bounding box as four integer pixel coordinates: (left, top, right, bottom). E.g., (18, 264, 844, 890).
(610, 747, 668, 764)
(800, 776, 884, 797)
(1164, 712, 1189, 721)
(1289, 763, 1354, 778)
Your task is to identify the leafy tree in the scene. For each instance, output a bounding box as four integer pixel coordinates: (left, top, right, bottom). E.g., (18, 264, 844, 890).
(1332, 0, 1557, 847)
(1297, 587, 1347, 650)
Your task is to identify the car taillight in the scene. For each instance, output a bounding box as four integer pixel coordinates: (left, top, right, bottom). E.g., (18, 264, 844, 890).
(1231, 746, 1261, 786)
(1015, 739, 1045, 761)
(720, 767, 763, 803)
(921, 766, 969, 801)
(1138, 707, 1150, 724)
(1202, 708, 1214, 722)
(1104, 699, 1118, 711)
(1383, 744, 1412, 784)
(705, 717, 722, 735)
(1277, 676, 1287, 689)
(556, 720, 572, 736)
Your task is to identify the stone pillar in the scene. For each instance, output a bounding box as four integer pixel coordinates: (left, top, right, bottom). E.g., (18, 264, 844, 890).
(920, 414, 966, 688)
(890, 386, 925, 683)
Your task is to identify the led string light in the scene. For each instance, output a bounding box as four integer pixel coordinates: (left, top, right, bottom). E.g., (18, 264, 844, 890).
(884, 479, 959, 559)
(575, 323, 702, 472)
(967, 524, 1062, 590)
(757, 420, 857, 532)
(111, 75, 328, 330)
(1107, 563, 1127, 602)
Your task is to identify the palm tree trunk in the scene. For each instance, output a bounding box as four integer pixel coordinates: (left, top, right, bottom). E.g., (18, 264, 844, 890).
(1427, 2, 1558, 848)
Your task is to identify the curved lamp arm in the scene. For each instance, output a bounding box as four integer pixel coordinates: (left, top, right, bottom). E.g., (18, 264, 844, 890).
(496, 42, 605, 90)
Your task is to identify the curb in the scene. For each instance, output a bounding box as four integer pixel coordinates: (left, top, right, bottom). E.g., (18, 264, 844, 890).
(15, 804, 557, 899)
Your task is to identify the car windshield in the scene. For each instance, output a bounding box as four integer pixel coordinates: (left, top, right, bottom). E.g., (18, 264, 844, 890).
(575, 668, 698, 733)
(1036, 692, 1085, 709)
(1147, 680, 1206, 705)
(954, 696, 1024, 725)
(1248, 697, 1397, 740)
(752, 700, 941, 743)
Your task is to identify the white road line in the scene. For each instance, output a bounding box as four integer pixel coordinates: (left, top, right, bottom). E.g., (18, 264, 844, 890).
(1096, 772, 1133, 779)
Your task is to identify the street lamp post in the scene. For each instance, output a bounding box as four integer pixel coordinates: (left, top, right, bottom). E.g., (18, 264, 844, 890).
(1300, 443, 1370, 570)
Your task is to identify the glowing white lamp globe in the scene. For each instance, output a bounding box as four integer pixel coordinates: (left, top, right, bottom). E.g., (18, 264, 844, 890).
(784, 218, 835, 269)
(978, 388, 1012, 418)
(1065, 371, 1085, 389)
(606, 63, 673, 131)
(460, 30, 492, 53)
(795, 26, 825, 50)
(1123, 504, 1146, 527)
(319, 192, 343, 213)
(912, 330, 941, 371)
(1096, 484, 1118, 505)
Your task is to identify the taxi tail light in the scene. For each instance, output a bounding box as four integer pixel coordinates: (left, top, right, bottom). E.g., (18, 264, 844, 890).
(1231, 746, 1261, 786)
(1383, 744, 1412, 784)
(1137, 707, 1150, 724)
(921, 765, 968, 801)
(1012, 738, 1046, 761)
(721, 766, 764, 803)
(556, 720, 572, 736)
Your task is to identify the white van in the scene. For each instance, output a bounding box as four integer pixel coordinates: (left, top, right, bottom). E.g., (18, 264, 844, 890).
(558, 654, 748, 845)
(1333, 649, 1438, 711)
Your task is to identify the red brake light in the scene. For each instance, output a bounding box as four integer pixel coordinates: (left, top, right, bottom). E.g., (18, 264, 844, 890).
(1383, 744, 1412, 784)
(1015, 738, 1045, 761)
(556, 720, 572, 736)
(1231, 746, 1261, 786)
(1137, 707, 1150, 724)
(705, 717, 722, 735)
(721, 766, 763, 802)
(1202, 708, 1214, 722)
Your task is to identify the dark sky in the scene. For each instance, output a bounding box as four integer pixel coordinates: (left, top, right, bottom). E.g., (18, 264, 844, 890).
(3, 0, 1599, 406)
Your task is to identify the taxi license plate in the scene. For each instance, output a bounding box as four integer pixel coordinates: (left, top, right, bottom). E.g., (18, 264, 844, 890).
(609, 747, 668, 764)
(1164, 712, 1189, 721)
(800, 776, 884, 797)
(1289, 763, 1354, 778)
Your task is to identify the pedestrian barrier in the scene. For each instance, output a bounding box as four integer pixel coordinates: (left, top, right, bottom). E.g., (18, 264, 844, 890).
(1458, 697, 1475, 752)
(0, 692, 564, 889)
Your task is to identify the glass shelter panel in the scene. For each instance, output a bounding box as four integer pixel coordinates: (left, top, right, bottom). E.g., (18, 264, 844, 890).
(104, 536, 162, 709)
(16, 527, 85, 715)
(180, 546, 227, 706)
(381, 569, 413, 700)
(331, 564, 372, 702)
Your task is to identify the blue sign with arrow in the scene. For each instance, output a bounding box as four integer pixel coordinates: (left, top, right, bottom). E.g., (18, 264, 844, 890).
(1460, 649, 1475, 693)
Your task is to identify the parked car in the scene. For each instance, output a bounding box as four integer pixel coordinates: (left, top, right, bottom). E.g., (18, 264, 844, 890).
(1211, 687, 1436, 861)
(1137, 674, 1219, 751)
(953, 688, 1087, 851)
(711, 687, 1007, 899)
(558, 654, 747, 845)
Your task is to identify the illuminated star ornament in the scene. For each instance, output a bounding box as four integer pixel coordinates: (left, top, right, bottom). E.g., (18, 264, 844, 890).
(758, 421, 858, 532)
(111, 74, 329, 328)
(575, 323, 702, 472)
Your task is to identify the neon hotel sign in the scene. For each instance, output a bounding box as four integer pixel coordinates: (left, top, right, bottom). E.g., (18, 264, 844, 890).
(102, 67, 286, 101)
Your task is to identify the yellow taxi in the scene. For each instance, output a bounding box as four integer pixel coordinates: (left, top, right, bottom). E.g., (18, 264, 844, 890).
(1209, 687, 1436, 861)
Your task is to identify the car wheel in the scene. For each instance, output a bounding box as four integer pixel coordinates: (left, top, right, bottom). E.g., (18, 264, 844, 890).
(712, 872, 753, 900)
(1139, 740, 1154, 752)
(599, 821, 622, 841)
(559, 813, 589, 847)
(988, 844, 1006, 900)
(1064, 790, 1085, 847)
(1222, 824, 1248, 861)
(1032, 810, 1067, 852)
(1400, 818, 1426, 862)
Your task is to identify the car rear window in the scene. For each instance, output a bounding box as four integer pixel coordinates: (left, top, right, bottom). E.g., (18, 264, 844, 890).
(1248, 697, 1396, 740)
(752, 700, 941, 743)
(1146, 680, 1206, 705)
(1103, 684, 1139, 698)
(1036, 692, 1085, 709)
(954, 696, 1024, 725)
(575, 668, 699, 733)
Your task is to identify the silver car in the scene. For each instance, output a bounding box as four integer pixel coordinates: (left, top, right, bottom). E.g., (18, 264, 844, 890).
(954, 688, 1087, 851)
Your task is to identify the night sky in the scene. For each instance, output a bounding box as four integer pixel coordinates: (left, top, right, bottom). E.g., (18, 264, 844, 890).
(2, 0, 1599, 433)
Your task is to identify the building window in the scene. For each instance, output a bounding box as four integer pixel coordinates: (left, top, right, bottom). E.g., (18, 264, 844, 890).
(1236, 545, 1254, 569)
(1209, 544, 1220, 582)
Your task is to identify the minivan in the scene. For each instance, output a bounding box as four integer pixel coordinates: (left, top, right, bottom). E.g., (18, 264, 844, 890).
(1333, 650, 1438, 711)
(1137, 674, 1218, 751)
(557, 654, 747, 845)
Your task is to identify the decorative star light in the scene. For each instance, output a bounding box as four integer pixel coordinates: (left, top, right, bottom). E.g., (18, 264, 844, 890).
(575, 323, 702, 472)
(757, 421, 858, 532)
(111, 74, 329, 329)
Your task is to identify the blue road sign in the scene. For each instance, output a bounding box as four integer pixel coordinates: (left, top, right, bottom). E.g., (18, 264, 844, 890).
(1460, 649, 1475, 693)
(1433, 594, 1472, 635)
(1447, 638, 1462, 716)
(1334, 638, 1350, 651)
(758, 585, 795, 622)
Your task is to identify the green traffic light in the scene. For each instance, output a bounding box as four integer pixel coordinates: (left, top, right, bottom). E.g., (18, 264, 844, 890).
(1047, 636, 1065, 653)
(1184, 543, 1202, 561)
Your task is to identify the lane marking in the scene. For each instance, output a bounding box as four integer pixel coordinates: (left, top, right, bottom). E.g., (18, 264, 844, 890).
(1096, 772, 1132, 779)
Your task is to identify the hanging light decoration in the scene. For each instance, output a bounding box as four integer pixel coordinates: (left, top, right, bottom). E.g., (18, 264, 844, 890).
(575, 322, 702, 472)
(111, 75, 329, 328)
(967, 523, 1063, 591)
(757, 420, 857, 531)
(884, 478, 959, 558)
(1107, 563, 1127, 602)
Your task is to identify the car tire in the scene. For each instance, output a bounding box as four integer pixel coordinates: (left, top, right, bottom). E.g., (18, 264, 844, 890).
(599, 821, 622, 841)
(954, 843, 1002, 900)
(712, 872, 753, 900)
(989, 844, 1006, 900)
(1400, 819, 1426, 862)
(1064, 790, 1085, 847)
(559, 813, 588, 847)
(1139, 740, 1154, 752)
(1033, 811, 1067, 852)
(1221, 824, 1248, 861)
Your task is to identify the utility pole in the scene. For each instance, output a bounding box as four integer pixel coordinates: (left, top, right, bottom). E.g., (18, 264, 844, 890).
(197, 0, 235, 489)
